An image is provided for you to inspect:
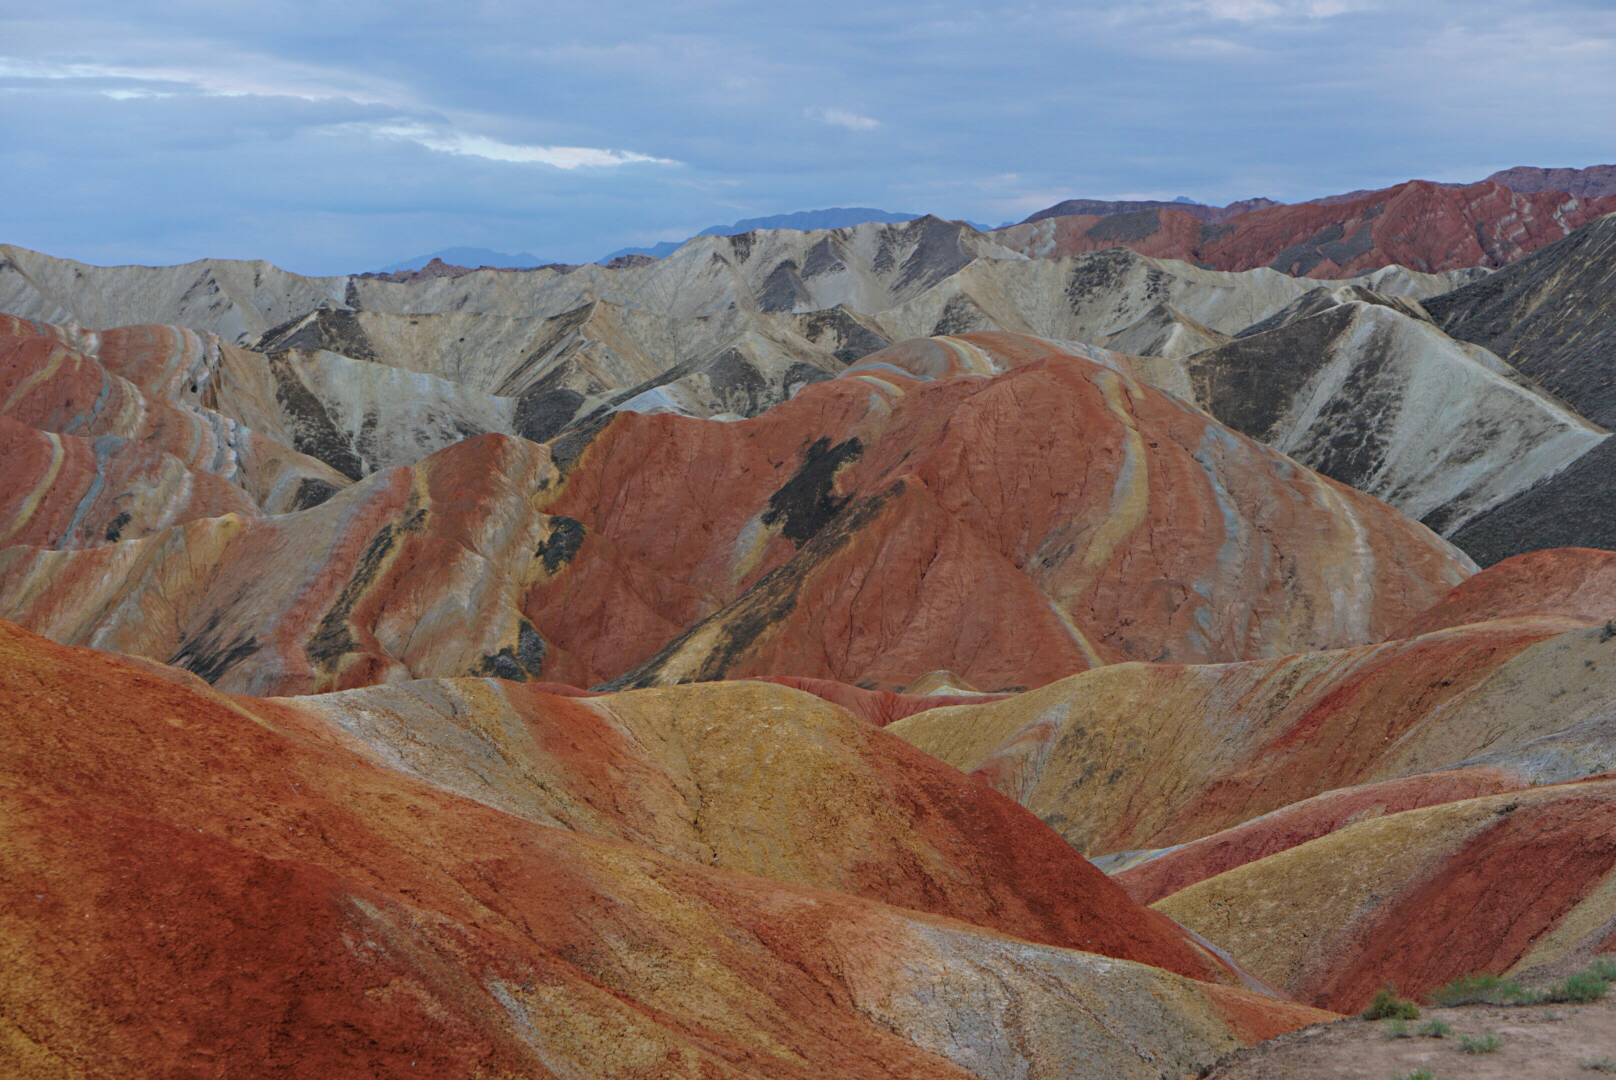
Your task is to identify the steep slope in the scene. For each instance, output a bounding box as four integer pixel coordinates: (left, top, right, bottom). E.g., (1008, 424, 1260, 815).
(585, 333, 1471, 689)
(1182, 299, 1606, 536)
(0, 316, 351, 516)
(1425, 212, 1616, 427)
(995, 180, 1615, 278)
(1154, 779, 1616, 1012)
(0, 619, 1332, 1078)
(0, 332, 1473, 696)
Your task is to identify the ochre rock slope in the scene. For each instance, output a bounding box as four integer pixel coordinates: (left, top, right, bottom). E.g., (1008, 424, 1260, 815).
(1154, 779, 1616, 1012)
(1391, 547, 1616, 637)
(0, 620, 1331, 1077)
(270, 676, 1240, 978)
(1109, 767, 1527, 903)
(0, 332, 1473, 695)
(995, 180, 1616, 277)
(745, 674, 1010, 726)
(889, 617, 1616, 856)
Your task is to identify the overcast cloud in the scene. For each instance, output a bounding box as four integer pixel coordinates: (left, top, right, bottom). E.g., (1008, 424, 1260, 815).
(1, 0, 1611, 273)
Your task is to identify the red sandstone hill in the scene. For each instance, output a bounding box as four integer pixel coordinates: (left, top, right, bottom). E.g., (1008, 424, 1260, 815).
(995, 180, 1616, 277)
(0, 619, 1331, 1076)
(0, 327, 1472, 696)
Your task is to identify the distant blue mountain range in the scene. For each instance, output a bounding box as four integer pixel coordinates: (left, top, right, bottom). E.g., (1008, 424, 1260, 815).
(599, 207, 1001, 263)
(375, 247, 549, 273)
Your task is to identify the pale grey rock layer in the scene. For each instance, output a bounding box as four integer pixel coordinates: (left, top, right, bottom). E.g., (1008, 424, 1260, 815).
(5, 215, 1610, 566)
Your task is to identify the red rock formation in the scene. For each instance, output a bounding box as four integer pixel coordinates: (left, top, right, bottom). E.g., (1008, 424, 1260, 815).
(1392, 548, 1616, 638)
(591, 334, 1473, 690)
(1113, 767, 1527, 904)
(0, 317, 349, 516)
(890, 617, 1585, 855)
(0, 331, 1472, 695)
(996, 180, 1616, 277)
(0, 619, 1331, 1075)
(0, 414, 256, 549)
(1156, 779, 1616, 1012)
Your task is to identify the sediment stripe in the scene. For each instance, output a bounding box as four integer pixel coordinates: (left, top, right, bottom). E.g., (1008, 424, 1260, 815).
(0, 432, 65, 546)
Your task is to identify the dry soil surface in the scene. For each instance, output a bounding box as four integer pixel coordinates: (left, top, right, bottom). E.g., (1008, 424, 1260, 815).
(1205, 998, 1616, 1079)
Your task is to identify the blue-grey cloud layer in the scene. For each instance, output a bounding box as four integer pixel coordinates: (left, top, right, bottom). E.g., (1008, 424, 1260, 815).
(3, 0, 1612, 273)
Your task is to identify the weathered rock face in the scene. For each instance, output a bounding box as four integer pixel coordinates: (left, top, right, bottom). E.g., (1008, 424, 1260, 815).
(0, 619, 1332, 1077)
(1182, 299, 1607, 537)
(889, 618, 1616, 857)
(1445, 438, 1616, 568)
(0, 331, 1473, 696)
(995, 180, 1616, 278)
(1154, 778, 1616, 1012)
(1486, 164, 1616, 200)
(0, 432, 569, 695)
(580, 333, 1472, 690)
(1109, 767, 1530, 905)
(0, 316, 351, 517)
(1391, 547, 1616, 637)
(1426, 212, 1616, 427)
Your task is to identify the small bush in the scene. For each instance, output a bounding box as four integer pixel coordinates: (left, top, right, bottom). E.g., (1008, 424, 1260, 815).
(1364, 985, 1421, 1020)
(1587, 957, 1616, 981)
(1426, 971, 1535, 1006)
(1582, 1056, 1616, 1073)
(1416, 1018, 1452, 1038)
(1392, 1070, 1438, 1080)
(1544, 970, 1610, 1004)
(1381, 1018, 1412, 1039)
(1459, 1032, 1503, 1054)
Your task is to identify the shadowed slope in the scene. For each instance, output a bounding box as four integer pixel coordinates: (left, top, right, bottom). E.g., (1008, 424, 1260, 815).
(0, 620, 1331, 1077)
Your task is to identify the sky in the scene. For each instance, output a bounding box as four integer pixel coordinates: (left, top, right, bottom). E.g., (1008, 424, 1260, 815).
(2, 0, 1613, 275)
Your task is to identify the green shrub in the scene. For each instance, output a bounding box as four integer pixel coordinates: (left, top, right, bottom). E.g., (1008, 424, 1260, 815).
(1543, 970, 1610, 1004)
(1459, 1032, 1503, 1054)
(1425, 971, 1535, 1006)
(1416, 1018, 1452, 1038)
(1582, 1056, 1616, 1073)
(1587, 957, 1616, 981)
(1391, 1070, 1438, 1080)
(1364, 985, 1421, 1020)
(1381, 1018, 1412, 1039)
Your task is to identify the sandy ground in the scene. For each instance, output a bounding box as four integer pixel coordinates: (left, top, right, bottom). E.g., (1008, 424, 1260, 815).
(1203, 997, 1616, 1079)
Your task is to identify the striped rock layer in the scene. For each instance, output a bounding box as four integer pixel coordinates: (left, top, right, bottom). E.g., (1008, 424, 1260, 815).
(0, 331, 1473, 696)
(889, 615, 1616, 858)
(1154, 778, 1616, 1012)
(0, 620, 1330, 1078)
(994, 180, 1616, 278)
